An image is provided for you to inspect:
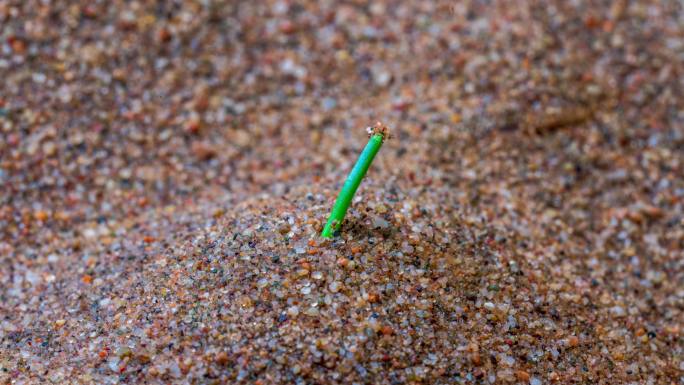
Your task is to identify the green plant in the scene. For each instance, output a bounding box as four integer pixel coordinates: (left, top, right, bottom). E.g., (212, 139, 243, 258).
(321, 122, 389, 238)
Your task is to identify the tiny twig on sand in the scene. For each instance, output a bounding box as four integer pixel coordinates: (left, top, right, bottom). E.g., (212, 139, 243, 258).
(525, 106, 594, 134)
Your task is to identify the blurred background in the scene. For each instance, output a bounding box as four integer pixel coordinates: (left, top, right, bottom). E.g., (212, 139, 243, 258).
(2, 0, 681, 239)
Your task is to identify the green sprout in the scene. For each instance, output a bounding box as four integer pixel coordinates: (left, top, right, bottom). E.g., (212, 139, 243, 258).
(321, 122, 390, 238)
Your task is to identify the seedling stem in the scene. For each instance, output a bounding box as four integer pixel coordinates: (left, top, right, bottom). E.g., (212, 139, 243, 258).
(321, 123, 389, 238)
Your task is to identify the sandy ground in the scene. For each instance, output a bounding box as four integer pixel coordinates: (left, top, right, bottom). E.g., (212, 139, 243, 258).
(1, 1, 682, 384)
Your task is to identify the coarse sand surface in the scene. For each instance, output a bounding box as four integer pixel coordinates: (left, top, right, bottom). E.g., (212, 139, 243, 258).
(1, 1, 682, 384)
